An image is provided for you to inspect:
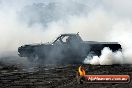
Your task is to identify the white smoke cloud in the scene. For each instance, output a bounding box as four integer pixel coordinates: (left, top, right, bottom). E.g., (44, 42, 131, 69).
(0, 0, 111, 52)
(0, 0, 132, 64)
(84, 47, 124, 65)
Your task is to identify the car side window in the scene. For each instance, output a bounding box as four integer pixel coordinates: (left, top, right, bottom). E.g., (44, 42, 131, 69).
(62, 36, 69, 43)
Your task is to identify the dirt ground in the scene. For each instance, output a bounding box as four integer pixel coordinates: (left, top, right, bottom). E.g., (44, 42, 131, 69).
(0, 63, 132, 88)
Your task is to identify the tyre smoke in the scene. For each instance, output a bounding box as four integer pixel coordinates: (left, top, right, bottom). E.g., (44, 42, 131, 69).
(84, 47, 124, 65)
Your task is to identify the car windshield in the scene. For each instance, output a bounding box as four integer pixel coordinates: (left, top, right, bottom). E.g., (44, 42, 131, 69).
(52, 35, 61, 44)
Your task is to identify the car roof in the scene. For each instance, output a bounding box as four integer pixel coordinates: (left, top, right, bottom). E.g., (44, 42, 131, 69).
(60, 33, 78, 36)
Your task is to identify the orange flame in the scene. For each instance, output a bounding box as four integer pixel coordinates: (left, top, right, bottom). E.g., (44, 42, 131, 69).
(78, 66, 86, 76)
